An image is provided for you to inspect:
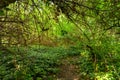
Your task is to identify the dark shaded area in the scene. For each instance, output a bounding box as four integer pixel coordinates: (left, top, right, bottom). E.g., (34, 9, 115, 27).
(0, 0, 16, 9)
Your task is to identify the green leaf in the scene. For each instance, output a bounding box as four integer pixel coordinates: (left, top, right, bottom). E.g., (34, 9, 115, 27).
(0, 10, 4, 15)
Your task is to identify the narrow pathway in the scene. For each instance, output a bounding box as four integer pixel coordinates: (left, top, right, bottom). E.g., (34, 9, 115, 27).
(57, 56, 80, 80)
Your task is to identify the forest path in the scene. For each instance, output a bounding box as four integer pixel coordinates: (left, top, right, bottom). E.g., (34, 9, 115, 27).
(57, 56, 81, 80)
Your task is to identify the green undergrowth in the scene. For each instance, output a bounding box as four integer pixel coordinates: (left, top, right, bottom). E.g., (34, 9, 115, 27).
(0, 40, 120, 80)
(75, 38, 120, 80)
(0, 46, 81, 80)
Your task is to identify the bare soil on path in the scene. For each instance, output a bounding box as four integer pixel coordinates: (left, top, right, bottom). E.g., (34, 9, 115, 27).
(57, 56, 81, 80)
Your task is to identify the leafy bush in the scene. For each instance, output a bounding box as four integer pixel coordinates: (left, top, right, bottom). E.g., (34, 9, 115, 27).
(77, 34, 120, 79)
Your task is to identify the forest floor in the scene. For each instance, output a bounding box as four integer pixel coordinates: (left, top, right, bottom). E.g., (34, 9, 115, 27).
(57, 56, 81, 80)
(1, 46, 119, 80)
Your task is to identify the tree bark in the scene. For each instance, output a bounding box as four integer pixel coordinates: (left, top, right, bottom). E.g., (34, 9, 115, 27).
(0, 35, 2, 48)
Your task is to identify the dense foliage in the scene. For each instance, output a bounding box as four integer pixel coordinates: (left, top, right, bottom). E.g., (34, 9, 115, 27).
(0, 0, 120, 80)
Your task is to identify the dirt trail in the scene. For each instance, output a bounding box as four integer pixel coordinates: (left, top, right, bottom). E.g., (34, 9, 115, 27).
(57, 56, 80, 80)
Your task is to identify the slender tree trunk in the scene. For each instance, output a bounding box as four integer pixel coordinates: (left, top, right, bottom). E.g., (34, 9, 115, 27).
(0, 35, 3, 50)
